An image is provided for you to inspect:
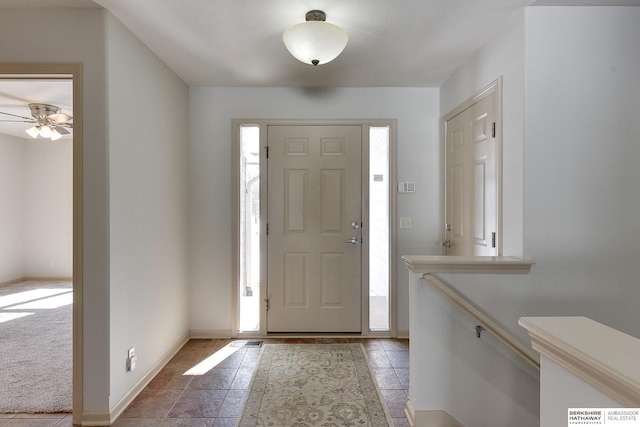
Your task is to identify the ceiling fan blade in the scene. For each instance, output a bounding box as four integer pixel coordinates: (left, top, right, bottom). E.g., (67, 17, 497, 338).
(0, 111, 34, 121)
(0, 119, 35, 123)
(55, 126, 70, 135)
(48, 113, 72, 123)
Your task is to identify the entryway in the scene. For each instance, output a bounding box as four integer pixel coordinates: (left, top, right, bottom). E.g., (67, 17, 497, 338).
(266, 125, 362, 333)
(0, 63, 82, 423)
(233, 120, 397, 336)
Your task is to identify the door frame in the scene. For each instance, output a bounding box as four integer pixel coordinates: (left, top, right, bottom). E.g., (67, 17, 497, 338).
(232, 119, 398, 337)
(441, 78, 503, 255)
(0, 62, 83, 423)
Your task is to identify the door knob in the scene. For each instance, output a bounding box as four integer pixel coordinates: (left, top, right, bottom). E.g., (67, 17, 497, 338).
(442, 240, 452, 248)
(345, 237, 359, 244)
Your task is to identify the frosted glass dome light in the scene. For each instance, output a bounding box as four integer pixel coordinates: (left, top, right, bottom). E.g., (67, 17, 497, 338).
(283, 10, 348, 66)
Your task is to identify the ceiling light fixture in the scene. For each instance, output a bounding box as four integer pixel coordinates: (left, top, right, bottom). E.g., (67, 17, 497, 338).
(20, 103, 72, 141)
(283, 10, 349, 66)
(25, 124, 64, 140)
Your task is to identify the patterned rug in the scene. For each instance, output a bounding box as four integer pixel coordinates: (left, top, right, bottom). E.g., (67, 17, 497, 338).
(237, 343, 392, 426)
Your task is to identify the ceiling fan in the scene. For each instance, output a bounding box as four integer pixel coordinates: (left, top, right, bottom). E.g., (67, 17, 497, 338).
(0, 103, 73, 140)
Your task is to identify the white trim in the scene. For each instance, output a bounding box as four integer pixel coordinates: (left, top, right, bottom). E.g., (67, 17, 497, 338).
(0, 62, 83, 427)
(0, 277, 74, 288)
(519, 316, 640, 407)
(402, 255, 534, 274)
(24, 276, 73, 281)
(405, 401, 464, 427)
(396, 329, 409, 339)
(107, 333, 190, 425)
(79, 411, 111, 426)
(404, 399, 416, 426)
(232, 119, 398, 337)
(4, 276, 73, 283)
(189, 329, 234, 339)
(387, 123, 399, 337)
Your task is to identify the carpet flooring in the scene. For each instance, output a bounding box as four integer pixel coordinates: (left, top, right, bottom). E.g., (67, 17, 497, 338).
(0, 281, 72, 413)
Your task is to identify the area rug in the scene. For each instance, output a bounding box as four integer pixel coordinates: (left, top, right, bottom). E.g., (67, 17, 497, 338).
(237, 343, 392, 426)
(0, 280, 72, 413)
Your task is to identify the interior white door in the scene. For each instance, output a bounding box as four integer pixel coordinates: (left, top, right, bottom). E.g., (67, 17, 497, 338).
(444, 89, 499, 255)
(267, 125, 362, 332)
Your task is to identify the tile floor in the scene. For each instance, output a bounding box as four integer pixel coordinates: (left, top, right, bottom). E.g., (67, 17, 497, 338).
(1, 338, 409, 427)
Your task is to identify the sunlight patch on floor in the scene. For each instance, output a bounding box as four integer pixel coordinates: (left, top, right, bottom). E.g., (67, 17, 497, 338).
(0, 288, 69, 309)
(183, 343, 242, 376)
(10, 291, 72, 310)
(0, 311, 33, 323)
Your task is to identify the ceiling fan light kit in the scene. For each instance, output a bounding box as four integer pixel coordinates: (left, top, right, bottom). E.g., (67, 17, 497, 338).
(283, 10, 349, 66)
(0, 102, 72, 141)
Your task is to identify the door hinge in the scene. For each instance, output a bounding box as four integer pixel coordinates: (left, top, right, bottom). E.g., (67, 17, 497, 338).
(491, 232, 496, 248)
(492, 122, 496, 138)
(264, 296, 270, 311)
(265, 146, 269, 159)
(266, 223, 269, 235)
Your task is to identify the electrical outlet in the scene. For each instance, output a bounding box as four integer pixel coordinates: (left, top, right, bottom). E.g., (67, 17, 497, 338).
(127, 346, 137, 372)
(400, 217, 412, 229)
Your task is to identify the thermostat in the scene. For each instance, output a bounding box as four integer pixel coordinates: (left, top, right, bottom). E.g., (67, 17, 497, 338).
(397, 182, 416, 193)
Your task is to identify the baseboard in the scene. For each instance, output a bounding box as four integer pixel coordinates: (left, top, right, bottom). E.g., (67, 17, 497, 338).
(79, 411, 111, 426)
(107, 332, 190, 425)
(405, 401, 463, 427)
(24, 276, 73, 282)
(0, 276, 73, 286)
(189, 329, 234, 339)
(0, 277, 26, 286)
(397, 329, 410, 339)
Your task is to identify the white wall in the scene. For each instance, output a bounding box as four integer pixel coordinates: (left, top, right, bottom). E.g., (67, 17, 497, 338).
(1, 8, 190, 415)
(0, 134, 25, 283)
(189, 87, 441, 335)
(409, 273, 540, 427)
(106, 14, 190, 407)
(523, 6, 640, 337)
(0, 135, 73, 282)
(24, 140, 73, 278)
(439, 4, 640, 346)
(408, 13, 540, 426)
(0, 7, 111, 413)
(440, 11, 525, 257)
(410, 6, 640, 425)
(540, 355, 619, 427)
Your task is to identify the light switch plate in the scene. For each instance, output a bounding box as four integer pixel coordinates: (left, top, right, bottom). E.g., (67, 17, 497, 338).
(400, 217, 412, 229)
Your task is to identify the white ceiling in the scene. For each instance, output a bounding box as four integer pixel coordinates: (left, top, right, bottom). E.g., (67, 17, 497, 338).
(87, 0, 640, 87)
(91, 0, 536, 88)
(0, 79, 73, 139)
(1, 0, 639, 137)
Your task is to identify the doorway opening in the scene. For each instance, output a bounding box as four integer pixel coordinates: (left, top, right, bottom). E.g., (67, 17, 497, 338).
(0, 63, 82, 420)
(235, 121, 395, 335)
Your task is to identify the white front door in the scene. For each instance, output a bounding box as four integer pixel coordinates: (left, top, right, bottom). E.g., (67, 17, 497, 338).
(266, 125, 362, 332)
(444, 85, 499, 255)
